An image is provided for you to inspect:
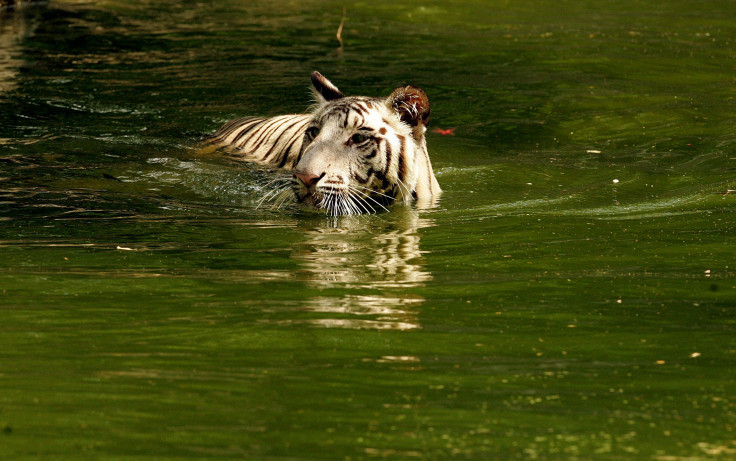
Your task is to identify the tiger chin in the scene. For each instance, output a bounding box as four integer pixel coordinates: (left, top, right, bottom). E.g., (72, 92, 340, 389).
(207, 71, 441, 216)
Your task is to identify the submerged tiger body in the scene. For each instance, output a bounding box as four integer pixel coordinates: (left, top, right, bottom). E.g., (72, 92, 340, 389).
(207, 72, 441, 215)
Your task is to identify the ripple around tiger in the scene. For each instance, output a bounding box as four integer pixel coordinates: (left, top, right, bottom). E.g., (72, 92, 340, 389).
(206, 71, 441, 216)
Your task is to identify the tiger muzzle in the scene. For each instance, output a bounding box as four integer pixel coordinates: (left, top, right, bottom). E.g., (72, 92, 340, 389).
(293, 171, 348, 205)
(294, 171, 323, 188)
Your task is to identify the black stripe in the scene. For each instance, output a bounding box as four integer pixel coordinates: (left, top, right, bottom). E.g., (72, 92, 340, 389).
(229, 119, 264, 144)
(222, 116, 259, 133)
(397, 134, 407, 183)
(276, 119, 311, 168)
(398, 149, 406, 183)
(342, 107, 349, 128)
(215, 126, 240, 142)
(383, 139, 393, 176)
(353, 167, 373, 184)
(248, 117, 288, 151)
(209, 117, 258, 144)
(278, 136, 302, 168)
(352, 104, 363, 116)
(424, 149, 434, 195)
(214, 117, 247, 137)
(231, 119, 265, 146)
(294, 142, 307, 165)
(261, 119, 303, 161)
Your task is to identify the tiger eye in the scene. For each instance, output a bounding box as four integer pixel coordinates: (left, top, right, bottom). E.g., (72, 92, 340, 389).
(351, 133, 370, 144)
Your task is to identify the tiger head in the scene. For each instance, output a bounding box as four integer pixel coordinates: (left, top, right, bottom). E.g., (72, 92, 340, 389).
(292, 72, 441, 215)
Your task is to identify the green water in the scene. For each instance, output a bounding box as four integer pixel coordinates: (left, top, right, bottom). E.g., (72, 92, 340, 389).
(1, 0, 735, 459)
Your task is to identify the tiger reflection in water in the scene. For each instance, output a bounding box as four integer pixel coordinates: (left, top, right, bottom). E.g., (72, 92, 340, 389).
(289, 210, 434, 331)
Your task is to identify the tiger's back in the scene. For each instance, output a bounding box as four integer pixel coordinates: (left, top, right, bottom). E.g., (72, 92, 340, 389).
(208, 114, 312, 169)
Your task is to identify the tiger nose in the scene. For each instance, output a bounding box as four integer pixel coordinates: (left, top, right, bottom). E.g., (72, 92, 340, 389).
(295, 171, 322, 187)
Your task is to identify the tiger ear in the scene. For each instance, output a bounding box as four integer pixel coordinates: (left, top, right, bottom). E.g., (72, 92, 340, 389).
(311, 71, 344, 103)
(387, 85, 431, 128)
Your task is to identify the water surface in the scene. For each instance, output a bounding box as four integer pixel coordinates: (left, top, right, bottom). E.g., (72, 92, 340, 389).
(1, 1, 735, 459)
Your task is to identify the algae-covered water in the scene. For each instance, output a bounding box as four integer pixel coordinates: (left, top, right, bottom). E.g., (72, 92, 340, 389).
(1, 1, 735, 459)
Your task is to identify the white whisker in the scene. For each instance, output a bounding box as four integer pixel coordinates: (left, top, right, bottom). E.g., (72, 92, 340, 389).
(347, 185, 387, 213)
(351, 184, 395, 201)
(339, 192, 351, 216)
(340, 192, 352, 216)
(257, 180, 294, 210)
(394, 176, 412, 203)
(347, 191, 369, 214)
(257, 187, 285, 208)
(351, 191, 375, 214)
(257, 187, 281, 203)
(273, 188, 294, 209)
(347, 186, 377, 213)
(262, 177, 292, 189)
(345, 190, 365, 215)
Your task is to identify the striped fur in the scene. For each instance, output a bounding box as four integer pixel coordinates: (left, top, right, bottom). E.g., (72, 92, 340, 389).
(207, 114, 312, 168)
(207, 72, 441, 215)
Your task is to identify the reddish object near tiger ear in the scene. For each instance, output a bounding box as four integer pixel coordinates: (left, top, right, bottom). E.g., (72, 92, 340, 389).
(388, 85, 431, 127)
(432, 128, 455, 136)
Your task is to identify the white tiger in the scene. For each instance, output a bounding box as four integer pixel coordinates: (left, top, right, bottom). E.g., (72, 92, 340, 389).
(207, 72, 441, 215)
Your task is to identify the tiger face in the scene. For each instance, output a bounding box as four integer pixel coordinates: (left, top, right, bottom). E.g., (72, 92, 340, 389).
(292, 72, 440, 215)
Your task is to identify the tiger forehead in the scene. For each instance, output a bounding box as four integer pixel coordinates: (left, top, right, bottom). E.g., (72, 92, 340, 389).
(315, 97, 387, 128)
